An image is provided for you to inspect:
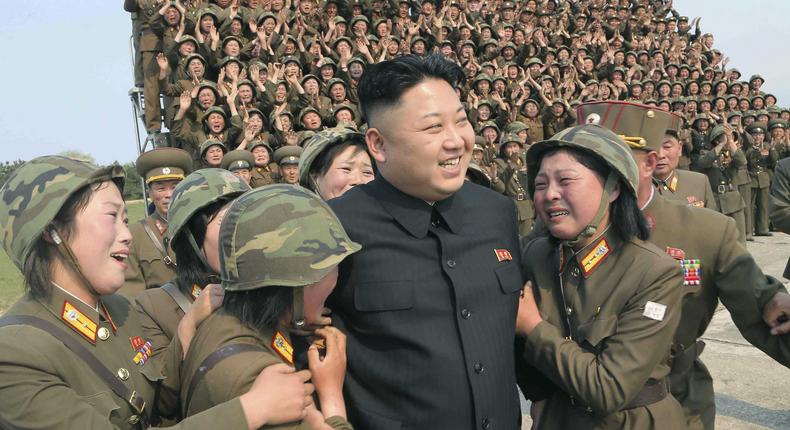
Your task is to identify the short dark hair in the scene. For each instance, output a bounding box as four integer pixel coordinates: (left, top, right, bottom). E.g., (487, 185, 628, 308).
(539, 147, 650, 243)
(665, 129, 679, 140)
(24, 179, 117, 299)
(170, 197, 233, 295)
(223, 287, 293, 333)
(357, 54, 465, 125)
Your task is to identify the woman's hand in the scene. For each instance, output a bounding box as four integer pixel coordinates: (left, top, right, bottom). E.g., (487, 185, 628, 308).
(308, 327, 347, 419)
(516, 281, 543, 336)
(239, 363, 314, 429)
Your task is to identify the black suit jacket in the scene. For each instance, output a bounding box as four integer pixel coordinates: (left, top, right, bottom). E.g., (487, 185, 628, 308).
(328, 177, 524, 430)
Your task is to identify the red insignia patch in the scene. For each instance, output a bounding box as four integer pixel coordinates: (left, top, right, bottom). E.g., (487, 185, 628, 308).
(665, 247, 686, 260)
(495, 249, 512, 262)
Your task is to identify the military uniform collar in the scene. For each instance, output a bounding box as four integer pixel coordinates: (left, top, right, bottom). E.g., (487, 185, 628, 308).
(367, 176, 463, 238)
(560, 228, 621, 278)
(654, 170, 678, 193)
(43, 283, 117, 344)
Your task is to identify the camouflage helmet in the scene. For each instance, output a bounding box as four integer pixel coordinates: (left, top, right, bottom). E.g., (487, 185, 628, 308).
(526, 125, 640, 199)
(526, 125, 640, 245)
(166, 168, 251, 244)
(219, 184, 360, 292)
(0, 156, 125, 271)
(298, 127, 367, 190)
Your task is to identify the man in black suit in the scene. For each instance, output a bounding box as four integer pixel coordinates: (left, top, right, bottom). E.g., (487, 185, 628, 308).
(327, 55, 526, 429)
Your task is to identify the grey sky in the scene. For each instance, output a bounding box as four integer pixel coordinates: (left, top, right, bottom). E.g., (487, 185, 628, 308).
(1, 0, 789, 165)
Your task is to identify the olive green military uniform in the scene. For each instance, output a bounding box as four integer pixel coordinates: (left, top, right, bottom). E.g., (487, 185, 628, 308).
(494, 157, 534, 235)
(0, 156, 246, 429)
(181, 184, 359, 427)
(180, 311, 352, 430)
(691, 130, 748, 243)
(127, 0, 163, 134)
(122, 149, 192, 298)
(250, 163, 278, 188)
(654, 169, 718, 210)
(734, 160, 753, 238)
(123, 214, 177, 298)
(769, 158, 790, 278)
(0, 288, 248, 429)
(644, 193, 790, 430)
(134, 284, 197, 359)
(519, 232, 685, 429)
(574, 101, 790, 430)
(745, 124, 779, 235)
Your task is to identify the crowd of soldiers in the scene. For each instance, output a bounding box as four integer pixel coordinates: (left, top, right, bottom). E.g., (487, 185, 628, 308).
(125, 0, 788, 241)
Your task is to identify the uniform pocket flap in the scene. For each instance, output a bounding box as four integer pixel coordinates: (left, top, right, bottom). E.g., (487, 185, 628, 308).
(576, 316, 618, 349)
(354, 280, 415, 312)
(496, 263, 524, 294)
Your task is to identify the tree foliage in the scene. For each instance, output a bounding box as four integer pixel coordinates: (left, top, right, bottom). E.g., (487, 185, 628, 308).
(0, 160, 26, 187)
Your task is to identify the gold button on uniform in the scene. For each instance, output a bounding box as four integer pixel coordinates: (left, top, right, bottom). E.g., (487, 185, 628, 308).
(97, 327, 110, 341)
(117, 368, 130, 381)
(128, 414, 140, 425)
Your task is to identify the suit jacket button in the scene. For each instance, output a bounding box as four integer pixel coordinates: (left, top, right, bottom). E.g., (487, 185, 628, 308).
(446, 259, 456, 268)
(461, 309, 471, 319)
(474, 362, 484, 374)
(482, 418, 491, 429)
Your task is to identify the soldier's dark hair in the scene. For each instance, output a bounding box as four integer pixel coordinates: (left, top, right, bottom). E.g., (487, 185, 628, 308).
(24, 178, 117, 299)
(665, 129, 680, 140)
(540, 147, 650, 243)
(170, 197, 234, 295)
(357, 54, 465, 126)
(223, 287, 293, 332)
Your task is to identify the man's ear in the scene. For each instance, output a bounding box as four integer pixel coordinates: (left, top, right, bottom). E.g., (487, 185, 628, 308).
(366, 127, 387, 164)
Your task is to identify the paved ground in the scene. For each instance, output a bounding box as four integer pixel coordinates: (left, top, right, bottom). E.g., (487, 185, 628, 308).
(521, 232, 790, 429)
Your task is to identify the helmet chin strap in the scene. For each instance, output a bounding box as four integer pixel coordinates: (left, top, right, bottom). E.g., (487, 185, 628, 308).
(186, 232, 220, 284)
(561, 173, 618, 248)
(288, 286, 314, 336)
(49, 227, 100, 297)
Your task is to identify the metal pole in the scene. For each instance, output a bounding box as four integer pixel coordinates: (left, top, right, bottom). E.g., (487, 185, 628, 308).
(129, 34, 151, 216)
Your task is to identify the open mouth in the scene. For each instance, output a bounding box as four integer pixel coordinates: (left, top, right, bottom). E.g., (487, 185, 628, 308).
(110, 252, 128, 264)
(439, 157, 461, 169)
(547, 208, 569, 219)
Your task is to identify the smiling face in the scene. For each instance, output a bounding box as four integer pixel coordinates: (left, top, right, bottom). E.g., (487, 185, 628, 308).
(66, 182, 132, 295)
(314, 145, 375, 200)
(533, 149, 617, 246)
(366, 78, 473, 202)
